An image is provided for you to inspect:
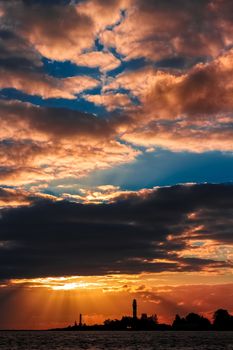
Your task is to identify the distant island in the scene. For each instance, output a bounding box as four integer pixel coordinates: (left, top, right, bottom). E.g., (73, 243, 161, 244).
(49, 299, 233, 331)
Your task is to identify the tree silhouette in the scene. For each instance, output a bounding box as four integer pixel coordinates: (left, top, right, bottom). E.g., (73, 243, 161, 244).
(172, 313, 211, 330)
(213, 309, 233, 330)
(52, 307, 233, 331)
(172, 314, 186, 330)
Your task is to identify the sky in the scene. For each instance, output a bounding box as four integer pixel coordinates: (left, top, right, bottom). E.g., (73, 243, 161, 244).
(0, 0, 232, 329)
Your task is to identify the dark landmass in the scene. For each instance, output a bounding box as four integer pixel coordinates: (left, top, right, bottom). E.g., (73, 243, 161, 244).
(49, 308, 233, 332)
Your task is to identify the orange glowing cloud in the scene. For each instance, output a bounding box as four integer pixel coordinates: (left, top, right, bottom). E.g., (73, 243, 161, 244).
(85, 92, 133, 111)
(0, 100, 139, 185)
(0, 138, 138, 186)
(76, 0, 129, 31)
(100, 0, 233, 61)
(2, 1, 95, 62)
(1, 0, 126, 69)
(61, 185, 148, 204)
(105, 50, 233, 152)
(178, 239, 233, 264)
(0, 70, 99, 99)
(0, 21, 99, 99)
(0, 187, 58, 208)
(2, 0, 233, 69)
(76, 51, 121, 72)
(1, 0, 233, 159)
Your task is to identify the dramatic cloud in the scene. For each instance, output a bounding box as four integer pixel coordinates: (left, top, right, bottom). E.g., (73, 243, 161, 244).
(85, 92, 134, 111)
(0, 0, 233, 170)
(100, 0, 233, 61)
(0, 71, 99, 99)
(0, 100, 139, 185)
(105, 50, 233, 152)
(0, 187, 57, 208)
(0, 29, 99, 99)
(1, 0, 233, 67)
(76, 0, 128, 32)
(76, 51, 121, 72)
(4, 0, 232, 70)
(62, 185, 138, 204)
(0, 183, 232, 279)
(0, 0, 233, 330)
(1, 0, 94, 62)
(0, 0, 124, 67)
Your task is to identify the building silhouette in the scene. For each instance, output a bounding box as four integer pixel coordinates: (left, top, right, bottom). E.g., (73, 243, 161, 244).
(141, 313, 148, 320)
(132, 299, 137, 319)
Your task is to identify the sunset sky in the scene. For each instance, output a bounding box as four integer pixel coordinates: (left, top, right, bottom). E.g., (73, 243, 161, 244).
(0, 0, 233, 329)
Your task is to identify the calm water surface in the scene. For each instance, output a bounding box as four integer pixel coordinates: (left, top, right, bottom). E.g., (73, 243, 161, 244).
(0, 331, 233, 350)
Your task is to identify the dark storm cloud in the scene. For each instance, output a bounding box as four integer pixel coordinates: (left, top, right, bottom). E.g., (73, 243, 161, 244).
(0, 29, 43, 89)
(0, 30, 41, 68)
(0, 183, 232, 279)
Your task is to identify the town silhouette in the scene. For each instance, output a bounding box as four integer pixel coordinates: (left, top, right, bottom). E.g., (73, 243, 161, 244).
(51, 299, 233, 331)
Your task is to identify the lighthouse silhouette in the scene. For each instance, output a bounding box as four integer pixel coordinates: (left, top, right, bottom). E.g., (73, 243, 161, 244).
(132, 299, 137, 319)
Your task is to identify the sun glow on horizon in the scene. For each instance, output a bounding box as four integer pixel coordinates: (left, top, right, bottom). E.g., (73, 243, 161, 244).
(1, 273, 233, 329)
(8, 269, 233, 292)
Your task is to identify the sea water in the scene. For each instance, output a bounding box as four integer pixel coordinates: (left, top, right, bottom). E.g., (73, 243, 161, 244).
(0, 331, 233, 350)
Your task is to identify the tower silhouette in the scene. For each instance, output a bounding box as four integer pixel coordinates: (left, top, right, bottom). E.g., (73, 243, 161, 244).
(132, 299, 137, 319)
(79, 313, 82, 327)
